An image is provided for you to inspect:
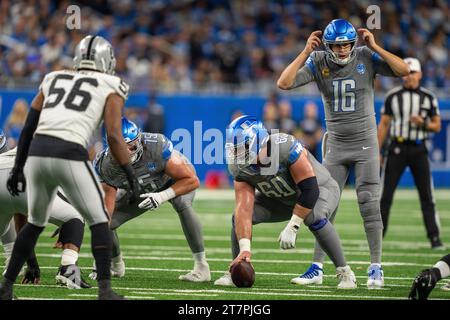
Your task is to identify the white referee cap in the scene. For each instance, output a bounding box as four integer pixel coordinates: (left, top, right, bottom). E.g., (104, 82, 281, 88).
(404, 57, 421, 73)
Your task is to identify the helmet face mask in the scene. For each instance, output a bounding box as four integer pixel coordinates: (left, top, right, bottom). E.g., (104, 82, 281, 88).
(126, 134, 143, 164)
(73, 35, 116, 75)
(322, 19, 358, 66)
(121, 118, 143, 164)
(225, 115, 269, 172)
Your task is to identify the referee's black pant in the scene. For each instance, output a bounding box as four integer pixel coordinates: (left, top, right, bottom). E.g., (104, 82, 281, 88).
(380, 140, 440, 240)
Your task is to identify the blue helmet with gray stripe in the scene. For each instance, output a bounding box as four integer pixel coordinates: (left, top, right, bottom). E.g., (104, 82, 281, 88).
(122, 117, 143, 164)
(225, 115, 269, 169)
(322, 19, 358, 65)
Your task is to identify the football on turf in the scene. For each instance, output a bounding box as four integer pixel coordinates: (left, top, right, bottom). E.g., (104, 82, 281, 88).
(230, 260, 255, 288)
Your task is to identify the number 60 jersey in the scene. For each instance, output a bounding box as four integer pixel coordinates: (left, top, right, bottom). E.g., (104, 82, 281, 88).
(36, 69, 129, 148)
(228, 133, 334, 207)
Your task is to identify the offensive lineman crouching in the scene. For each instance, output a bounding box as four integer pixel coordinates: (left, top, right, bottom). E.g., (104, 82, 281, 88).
(90, 118, 211, 282)
(214, 115, 356, 288)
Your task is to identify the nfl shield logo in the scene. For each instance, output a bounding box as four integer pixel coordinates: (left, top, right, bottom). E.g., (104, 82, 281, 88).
(357, 63, 365, 75)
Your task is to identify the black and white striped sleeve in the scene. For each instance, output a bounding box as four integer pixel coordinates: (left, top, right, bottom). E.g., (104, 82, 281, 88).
(382, 91, 395, 116)
(429, 92, 440, 117)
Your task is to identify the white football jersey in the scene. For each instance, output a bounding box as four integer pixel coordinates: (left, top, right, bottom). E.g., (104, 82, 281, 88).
(35, 69, 129, 148)
(0, 148, 16, 170)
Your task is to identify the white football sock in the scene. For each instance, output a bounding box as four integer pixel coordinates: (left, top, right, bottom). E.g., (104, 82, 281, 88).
(193, 252, 207, 265)
(112, 254, 123, 264)
(61, 249, 78, 266)
(434, 261, 450, 279)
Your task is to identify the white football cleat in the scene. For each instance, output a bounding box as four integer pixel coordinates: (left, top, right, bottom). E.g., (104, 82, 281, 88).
(88, 259, 126, 280)
(336, 265, 357, 289)
(367, 264, 384, 289)
(111, 258, 125, 278)
(441, 281, 450, 291)
(214, 271, 234, 286)
(291, 263, 323, 285)
(179, 263, 211, 282)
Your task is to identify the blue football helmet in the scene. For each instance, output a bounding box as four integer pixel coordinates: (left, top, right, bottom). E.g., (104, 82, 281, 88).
(122, 117, 143, 163)
(225, 115, 269, 169)
(322, 19, 358, 65)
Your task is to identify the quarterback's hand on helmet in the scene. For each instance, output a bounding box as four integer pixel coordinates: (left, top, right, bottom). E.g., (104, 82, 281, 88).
(138, 192, 163, 211)
(278, 222, 300, 250)
(357, 28, 377, 49)
(304, 30, 322, 55)
(7, 167, 26, 196)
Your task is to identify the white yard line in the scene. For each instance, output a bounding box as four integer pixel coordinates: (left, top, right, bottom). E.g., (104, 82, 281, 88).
(194, 189, 450, 201)
(10, 265, 418, 281)
(18, 253, 432, 268)
(69, 294, 155, 299)
(31, 243, 447, 259)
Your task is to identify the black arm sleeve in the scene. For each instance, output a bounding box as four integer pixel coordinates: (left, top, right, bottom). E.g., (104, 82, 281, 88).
(14, 108, 41, 170)
(296, 176, 319, 209)
(120, 163, 137, 184)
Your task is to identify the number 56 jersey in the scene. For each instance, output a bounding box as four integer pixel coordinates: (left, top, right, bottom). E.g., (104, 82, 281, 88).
(228, 133, 334, 207)
(36, 69, 129, 148)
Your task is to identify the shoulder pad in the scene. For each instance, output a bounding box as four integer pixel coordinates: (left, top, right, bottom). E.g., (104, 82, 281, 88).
(104, 74, 129, 100)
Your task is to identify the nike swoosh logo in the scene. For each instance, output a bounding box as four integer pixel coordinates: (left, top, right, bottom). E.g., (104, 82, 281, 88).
(362, 146, 372, 150)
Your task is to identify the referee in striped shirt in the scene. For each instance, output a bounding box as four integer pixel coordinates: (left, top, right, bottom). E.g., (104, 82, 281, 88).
(378, 57, 444, 250)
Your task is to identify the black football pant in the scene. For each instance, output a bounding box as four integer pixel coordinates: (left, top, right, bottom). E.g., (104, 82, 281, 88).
(380, 141, 440, 240)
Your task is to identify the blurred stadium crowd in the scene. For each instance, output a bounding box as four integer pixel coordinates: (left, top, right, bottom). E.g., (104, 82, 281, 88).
(0, 0, 448, 95)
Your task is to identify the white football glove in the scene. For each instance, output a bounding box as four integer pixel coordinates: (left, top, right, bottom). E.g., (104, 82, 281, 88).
(278, 215, 304, 250)
(138, 187, 176, 211)
(138, 192, 163, 210)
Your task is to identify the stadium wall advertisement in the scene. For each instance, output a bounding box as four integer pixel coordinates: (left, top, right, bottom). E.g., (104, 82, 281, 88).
(1, 90, 449, 187)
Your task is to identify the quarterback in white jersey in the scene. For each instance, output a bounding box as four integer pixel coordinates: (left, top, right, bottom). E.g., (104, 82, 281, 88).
(0, 35, 141, 300)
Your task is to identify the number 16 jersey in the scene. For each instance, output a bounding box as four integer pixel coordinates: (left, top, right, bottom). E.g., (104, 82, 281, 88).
(36, 69, 129, 148)
(292, 46, 396, 142)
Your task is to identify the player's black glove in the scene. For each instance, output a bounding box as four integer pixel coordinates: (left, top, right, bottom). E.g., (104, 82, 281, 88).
(6, 166, 26, 196)
(21, 256, 41, 285)
(121, 164, 141, 204)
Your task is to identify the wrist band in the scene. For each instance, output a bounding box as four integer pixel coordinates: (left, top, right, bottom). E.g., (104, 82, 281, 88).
(239, 238, 251, 253)
(159, 187, 176, 203)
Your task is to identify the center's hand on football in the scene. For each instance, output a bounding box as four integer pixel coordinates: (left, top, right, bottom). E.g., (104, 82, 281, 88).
(138, 192, 163, 210)
(229, 251, 252, 271)
(6, 167, 26, 196)
(278, 223, 299, 250)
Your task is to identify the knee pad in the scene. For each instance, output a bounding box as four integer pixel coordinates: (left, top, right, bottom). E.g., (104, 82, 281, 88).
(59, 218, 85, 249)
(308, 218, 328, 232)
(357, 187, 382, 226)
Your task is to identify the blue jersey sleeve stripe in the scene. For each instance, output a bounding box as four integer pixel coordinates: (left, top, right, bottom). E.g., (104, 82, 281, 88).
(305, 56, 317, 76)
(288, 140, 303, 164)
(162, 140, 174, 160)
(372, 52, 382, 64)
